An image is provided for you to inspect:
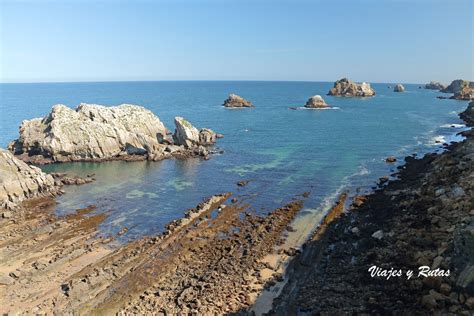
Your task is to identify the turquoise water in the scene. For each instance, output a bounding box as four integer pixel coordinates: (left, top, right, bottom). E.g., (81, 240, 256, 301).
(0, 81, 469, 240)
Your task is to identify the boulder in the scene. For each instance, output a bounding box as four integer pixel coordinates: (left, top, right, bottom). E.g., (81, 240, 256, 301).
(304, 95, 329, 108)
(327, 78, 376, 97)
(441, 79, 474, 94)
(173, 117, 200, 148)
(0, 148, 57, 210)
(424, 81, 446, 90)
(394, 84, 405, 92)
(222, 94, 253, 108)
(173, 117, 218, 148)
(8, 103, 168, 163)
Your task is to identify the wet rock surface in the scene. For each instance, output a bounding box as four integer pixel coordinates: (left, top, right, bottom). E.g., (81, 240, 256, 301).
(270, 104, 474, 314)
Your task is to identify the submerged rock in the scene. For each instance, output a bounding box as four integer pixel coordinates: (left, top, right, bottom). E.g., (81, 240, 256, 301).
(394, 84, 405, 92)
(0, 148, 57, 210)
(425, 81, 446, 90)
(327, 78, 375, 97)
(304, 95, 329, 108)
(223, 94, 253, 108)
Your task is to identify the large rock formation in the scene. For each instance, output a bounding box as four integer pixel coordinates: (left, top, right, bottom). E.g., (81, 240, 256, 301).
(223, 94, 253, 108)
(327, 78, 376, 97)
(9, 103, 219, 163)
(393, 84, 405, 92)
(304, 95, 329, 108)
(424, 81, 446, 90)
(0, 149, 57, 210)
(441, 79, 474, 94)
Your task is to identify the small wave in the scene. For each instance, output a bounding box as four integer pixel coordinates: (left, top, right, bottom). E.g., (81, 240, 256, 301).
(440, 123, 466, 128)
(288, 106, 340, 110)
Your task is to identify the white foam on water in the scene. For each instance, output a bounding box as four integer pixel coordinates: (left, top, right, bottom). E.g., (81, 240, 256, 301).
(440, 123, 466, 128)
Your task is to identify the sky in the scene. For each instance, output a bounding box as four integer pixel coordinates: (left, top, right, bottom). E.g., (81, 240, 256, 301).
(0, 0, 472, 84)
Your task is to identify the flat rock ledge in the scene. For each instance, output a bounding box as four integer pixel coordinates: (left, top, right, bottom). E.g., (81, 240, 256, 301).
(327, 78, 376, 97)
(8, 103, 220, 164)
(223, 94, 253, 108)
(304, 95, 329, 108)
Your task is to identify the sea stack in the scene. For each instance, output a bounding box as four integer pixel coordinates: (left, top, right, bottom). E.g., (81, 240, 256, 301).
(8, 103, 220, 163)
(424, 81, 446, 90)
(173, 117, 217, 148)
(327, 78, 376, 97)
(394, 84, 405, 92)
(304, 95, 329, 108)
(222, 94, 253, 108)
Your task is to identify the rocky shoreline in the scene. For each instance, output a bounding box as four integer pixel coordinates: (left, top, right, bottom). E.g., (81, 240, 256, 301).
(270, 101, 474, 314)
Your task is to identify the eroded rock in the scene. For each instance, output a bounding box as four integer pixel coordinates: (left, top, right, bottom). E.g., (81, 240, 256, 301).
(223, 94, 253, 108)
(327, 78, 376, 97)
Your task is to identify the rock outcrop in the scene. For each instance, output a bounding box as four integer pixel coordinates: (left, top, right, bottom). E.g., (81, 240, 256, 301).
(394, 84, 405, 92)
(304, 95, 329, 108)
(9, 104, 220, 163)
(424, 81, 446, 90)
(327, 78, 376, 97)
(223, 94, 253, 108)
(0, 149, 57, 210)
(173, 117, 217, 148)
(441, 79, 474, 94)
(450, 86, 473, 100)
(460, 101, 474, 124)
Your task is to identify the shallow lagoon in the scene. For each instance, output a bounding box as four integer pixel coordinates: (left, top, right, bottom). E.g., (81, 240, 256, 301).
(0, 81, 469, 240)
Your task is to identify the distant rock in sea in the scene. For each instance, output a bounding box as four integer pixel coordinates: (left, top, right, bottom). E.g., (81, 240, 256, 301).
(441, 79, 474, 94)
(394, 84, 405, 92)
(424, 81, 446, 90)
(223, 94, 253, 108)
(327, 78, 376, 97)
(9, 103, 219, 163)
(0, 148, 58, 210)
(304, 95, 329, 108)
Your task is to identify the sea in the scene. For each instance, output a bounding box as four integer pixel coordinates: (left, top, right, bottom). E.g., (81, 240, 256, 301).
(0, 81, 470, 241)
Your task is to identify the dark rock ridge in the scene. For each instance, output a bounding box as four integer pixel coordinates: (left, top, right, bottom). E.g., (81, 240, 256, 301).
(327, 78, 376, 97)
(441, 79, 474, 94)
(394, 84, 405, 92)
(270, 102, 474, 314)
(8, 103, 220, 164)
(304, 95, 329, 108)
(425, 81, 446, 90)
(223, 94, 253, 108)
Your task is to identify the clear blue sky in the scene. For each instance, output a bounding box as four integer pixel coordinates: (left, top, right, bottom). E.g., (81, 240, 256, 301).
(0, 0, 472, 83)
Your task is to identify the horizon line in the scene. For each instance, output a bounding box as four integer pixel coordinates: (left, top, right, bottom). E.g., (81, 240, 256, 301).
(0, 79, 434, 85)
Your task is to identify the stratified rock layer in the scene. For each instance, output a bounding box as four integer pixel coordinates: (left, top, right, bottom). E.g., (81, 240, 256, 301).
(304, 95, 329, 108)
(0, 149, 57, 210)
(327, 78, 376, 97)
(223, 94, 253, 108)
